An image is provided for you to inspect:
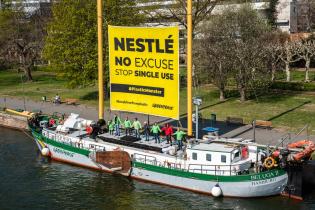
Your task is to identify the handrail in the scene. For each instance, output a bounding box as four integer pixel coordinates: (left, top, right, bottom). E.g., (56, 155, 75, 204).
(43, 129, 106, 152)
(132, 153, 249, 175)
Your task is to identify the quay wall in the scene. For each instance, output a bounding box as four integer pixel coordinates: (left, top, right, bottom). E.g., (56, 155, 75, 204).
(0, 112, 28, 130)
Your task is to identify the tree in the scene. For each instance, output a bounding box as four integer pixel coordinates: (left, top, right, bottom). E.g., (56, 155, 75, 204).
(264, 31, 289, 81)
(231, 6, 272, 102)
(194, 12, 235, 101)
(143, 0, 219, 35)
(44, 0, 143, 88)
(277, 41, 301, 82)
(296, 39, 315, 82)
(266, 0, 279, 27)
(195, 5, 271, 102)
(0, 2, 50, 81)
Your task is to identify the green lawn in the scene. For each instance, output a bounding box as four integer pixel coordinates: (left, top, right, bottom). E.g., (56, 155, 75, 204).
(0, 69, 314, 133)
(0, 69, 102, 107)
(276, 68, 315, 82)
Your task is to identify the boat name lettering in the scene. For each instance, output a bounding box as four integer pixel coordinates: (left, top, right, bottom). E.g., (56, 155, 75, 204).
(250, 170, 279, 181)
(53, 147, 74, 157)
(251, 178, 276, 186)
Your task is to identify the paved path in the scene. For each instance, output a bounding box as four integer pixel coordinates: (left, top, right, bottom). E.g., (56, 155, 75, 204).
(1, 96, 314, 145)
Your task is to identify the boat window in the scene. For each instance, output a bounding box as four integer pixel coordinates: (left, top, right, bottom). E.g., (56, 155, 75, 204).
(192, 152, 197, 160)
(234, 151, 240, 159)
(221, 155, 226, 163)
(206, 154, 212, 162)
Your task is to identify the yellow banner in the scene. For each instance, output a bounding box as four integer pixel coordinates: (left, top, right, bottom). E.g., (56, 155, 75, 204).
(108, 26, 179, 119)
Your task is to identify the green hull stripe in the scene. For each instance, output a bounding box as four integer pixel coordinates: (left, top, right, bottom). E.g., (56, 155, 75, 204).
(133, 162, 286, 182)
(31, 130, 90, 156)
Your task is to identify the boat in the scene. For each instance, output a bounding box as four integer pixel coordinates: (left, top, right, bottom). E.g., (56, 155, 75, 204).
(28, 113, 289, 198)
(5, 108, 34, 118)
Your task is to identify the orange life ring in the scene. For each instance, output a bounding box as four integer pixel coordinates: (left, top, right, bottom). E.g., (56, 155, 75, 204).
(263, 157, 275, 169)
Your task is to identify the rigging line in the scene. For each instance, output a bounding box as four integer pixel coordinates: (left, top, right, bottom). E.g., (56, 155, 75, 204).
(20, 128, 34, 140)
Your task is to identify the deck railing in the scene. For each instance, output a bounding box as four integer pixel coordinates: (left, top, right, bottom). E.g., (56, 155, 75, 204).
(42, 129, 106, 153)
(132, 153, 249, 176)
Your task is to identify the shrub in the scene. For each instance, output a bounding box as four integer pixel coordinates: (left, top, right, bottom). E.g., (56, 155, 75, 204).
(271, 81, 315, 91)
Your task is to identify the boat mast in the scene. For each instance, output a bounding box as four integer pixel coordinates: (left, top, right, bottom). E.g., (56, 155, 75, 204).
(97, 0, 104, 120)
(187, 0, 193, 136)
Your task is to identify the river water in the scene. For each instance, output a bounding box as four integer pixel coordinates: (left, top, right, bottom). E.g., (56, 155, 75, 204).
(0, 127, 314, 210)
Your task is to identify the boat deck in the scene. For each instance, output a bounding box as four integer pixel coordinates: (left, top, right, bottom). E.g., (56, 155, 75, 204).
(97, 133, 173, 153)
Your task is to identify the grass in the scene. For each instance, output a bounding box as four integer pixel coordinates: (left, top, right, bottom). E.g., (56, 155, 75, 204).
(276, 68, 315, 82)
(0, 69, 315, 133)
(198, 91, 315, 133)
(0, 69, 103, 107)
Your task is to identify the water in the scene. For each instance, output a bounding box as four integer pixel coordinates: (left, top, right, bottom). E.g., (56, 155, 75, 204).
(0, 127, 314, 210)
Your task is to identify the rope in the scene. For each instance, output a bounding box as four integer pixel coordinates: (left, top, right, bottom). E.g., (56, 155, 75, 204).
(20, 128, 34, 140)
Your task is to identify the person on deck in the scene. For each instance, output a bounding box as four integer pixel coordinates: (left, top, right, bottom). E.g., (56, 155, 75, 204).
(124, 117, 132, 136)
(173, 128, 186, 150)
(162, 123, 173, 145)
(133, 118, 142, 139)
(151, 122, 161, 144)
(113, 114, 121, 136)
(108, 120, 114, 135)
(143, 121, 150, 141)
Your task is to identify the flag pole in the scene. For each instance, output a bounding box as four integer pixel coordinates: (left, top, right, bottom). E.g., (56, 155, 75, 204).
(187, 0, 193, 136)
(97, 0, 104, 120)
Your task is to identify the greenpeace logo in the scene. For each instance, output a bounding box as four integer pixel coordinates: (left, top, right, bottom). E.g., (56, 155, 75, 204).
(116, 100, 148, 106)
(152, 103, 173, 110)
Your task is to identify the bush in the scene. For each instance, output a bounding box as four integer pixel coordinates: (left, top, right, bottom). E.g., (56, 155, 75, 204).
(271, 81, 315, 91)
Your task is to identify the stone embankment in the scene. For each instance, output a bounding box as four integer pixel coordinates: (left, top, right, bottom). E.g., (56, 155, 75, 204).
(0, 112, 28, 130)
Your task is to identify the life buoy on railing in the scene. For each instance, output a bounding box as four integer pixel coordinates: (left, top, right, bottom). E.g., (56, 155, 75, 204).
(263, 157, 275, 169)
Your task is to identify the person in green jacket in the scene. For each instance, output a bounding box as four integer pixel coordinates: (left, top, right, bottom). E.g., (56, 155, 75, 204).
(151, 122, 161, 143)
(133, 118, 142, 139)
(113, 114, 122, 136)
(108, 120, 115, 135)
(173, 128, 186, 150)
(124, 117, 132, 136)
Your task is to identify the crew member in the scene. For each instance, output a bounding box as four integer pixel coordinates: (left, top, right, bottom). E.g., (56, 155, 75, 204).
(151, 122, 161, 144)
(173, 128, 186, 150)
(162, 123, 173, 145)
(108, 120, 115, 135)
(133, 118, 142, 139)
(113, 114, 121, 136)
(124, 117, 132, 136)
(143, 121, 150, 141)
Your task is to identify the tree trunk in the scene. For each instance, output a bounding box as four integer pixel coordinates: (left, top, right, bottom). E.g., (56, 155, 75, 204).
(305, 59, 310, 82)
(239, 87, 246, 102)
(23, 66, 33, 81)
(271, 63, 276, 82)
(219, 88, 225, 101)
(285, 63, 291, 82)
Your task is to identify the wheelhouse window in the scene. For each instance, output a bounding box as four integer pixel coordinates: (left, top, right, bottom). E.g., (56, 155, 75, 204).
(192, 152, 197, 160)
(221, 155, 226, 163)
(206, 154, 212, 162)
(234, 152, 240, 159)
